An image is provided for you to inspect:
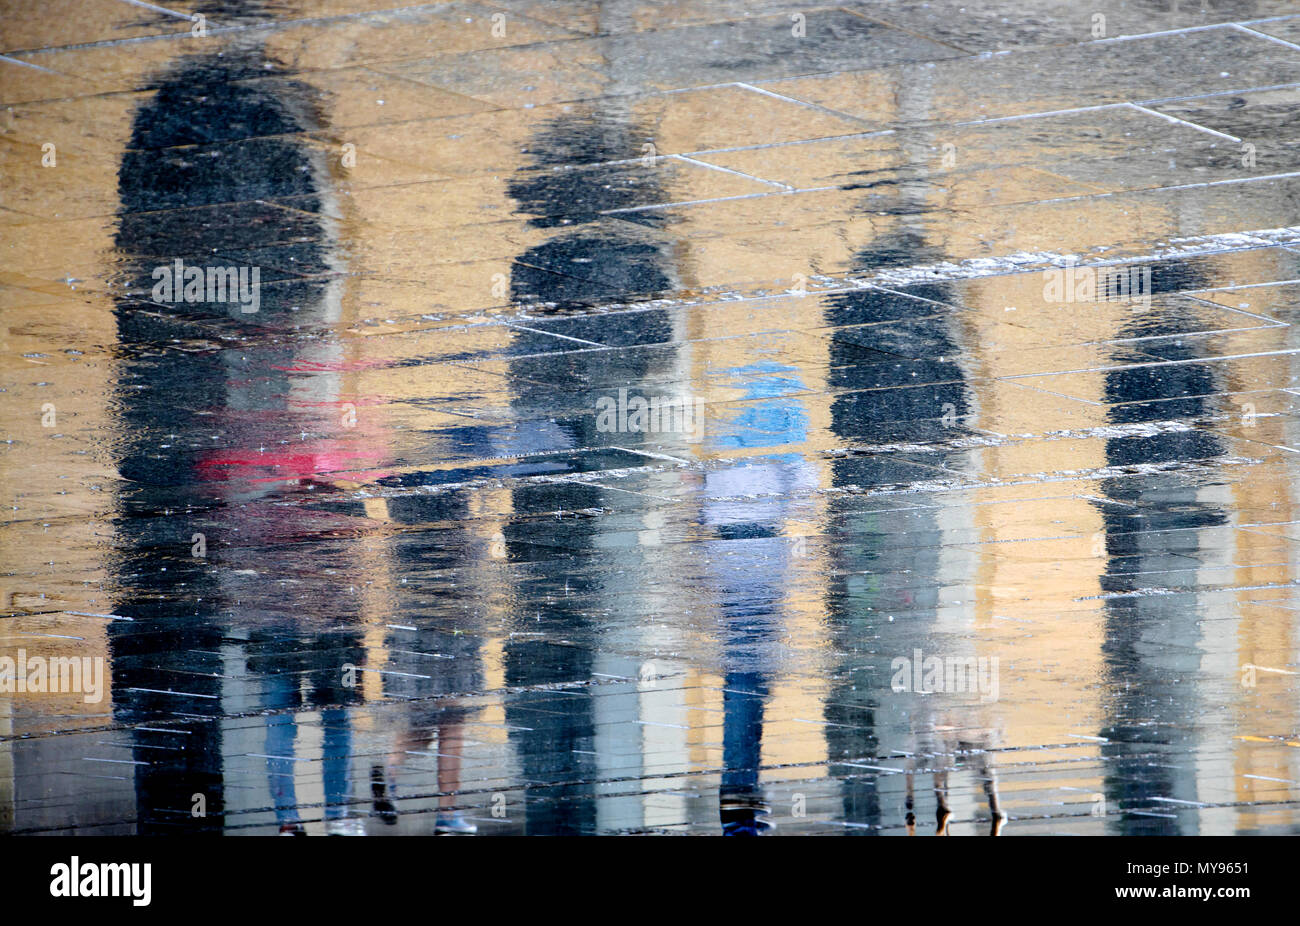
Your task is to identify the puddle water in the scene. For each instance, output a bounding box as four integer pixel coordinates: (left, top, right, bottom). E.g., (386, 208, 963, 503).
(3, 0, 1300, 835)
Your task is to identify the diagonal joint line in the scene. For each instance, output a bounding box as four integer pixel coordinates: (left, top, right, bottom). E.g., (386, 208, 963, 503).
(1126, 102, 1241, 143)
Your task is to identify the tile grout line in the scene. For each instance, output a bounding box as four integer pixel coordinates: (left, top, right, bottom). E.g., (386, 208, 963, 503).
(598, 185, 838, 215)
(1184, 292, 1291, 326)
(1005, 170, 1300, 209)
(1135, 79, 1300, 106)
(1230, 22, 1300, 52)
(944, 102, 1128, 127)
(501, 322, 606, 348)
(604, 168, 1300, 220)
(1004, 347, 1300, 381)
(112, 0, 195, 22)
(731, 81, 880, 126)
(1125, 102, 1241, 143)
(1086, 22, 1232, 44)
(0, 54, 69, 75)
(670, 154, 792, 190)
(836, 5, 976, 54)
(679, 128, 896, 158)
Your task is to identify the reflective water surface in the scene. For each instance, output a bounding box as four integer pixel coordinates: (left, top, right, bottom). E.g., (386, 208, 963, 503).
(4, 0, 1300, 835)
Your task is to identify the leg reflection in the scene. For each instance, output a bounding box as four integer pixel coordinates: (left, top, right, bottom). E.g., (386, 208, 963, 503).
(264, 673, 304, 836)
(719, 672, 772, 836)
(322, 708, 359, 835)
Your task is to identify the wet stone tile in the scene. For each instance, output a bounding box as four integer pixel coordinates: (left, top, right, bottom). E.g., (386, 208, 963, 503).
(759, 27, 1300, 126)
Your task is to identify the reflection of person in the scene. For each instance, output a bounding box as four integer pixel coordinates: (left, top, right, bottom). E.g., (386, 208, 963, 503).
(888, 615, 1004, 836)
(1097, 294, 1226, 835)
(364, 493, 484, 834)
(703, 363, 817, 835)
(265, 708, 356, 836)
(497, 97, 679, 835)
(248, 631, 364, 835)
(110, 19, 380, 832)
(904, 737, 1004, 836)
(108, 34, 347, 831)
(371, 624, 483, 835)
(822, 263, 993, 834)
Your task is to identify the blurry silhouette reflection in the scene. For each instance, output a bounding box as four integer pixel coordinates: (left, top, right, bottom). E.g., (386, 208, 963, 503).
(112, 29, 370, 832)
(1095, 271, 1227, 835)
(501, 97, 678, 833)
(824, 230, 1001, 833)
(705, 365, 817, 834)
(369, 493, 485, 835)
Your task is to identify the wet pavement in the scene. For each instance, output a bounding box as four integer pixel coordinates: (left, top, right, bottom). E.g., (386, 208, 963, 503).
(3, 0, 1300, 836)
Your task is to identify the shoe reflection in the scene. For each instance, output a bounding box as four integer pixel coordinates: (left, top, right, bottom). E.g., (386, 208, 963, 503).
(904, 734, 1005, 836)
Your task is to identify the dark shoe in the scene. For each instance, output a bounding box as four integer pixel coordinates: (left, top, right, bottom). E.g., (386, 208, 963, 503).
(370, 765, 398, 825)
(720, 796, 774, 836)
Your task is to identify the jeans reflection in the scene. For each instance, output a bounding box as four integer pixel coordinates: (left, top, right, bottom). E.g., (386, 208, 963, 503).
(253, 638, 362, 835)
